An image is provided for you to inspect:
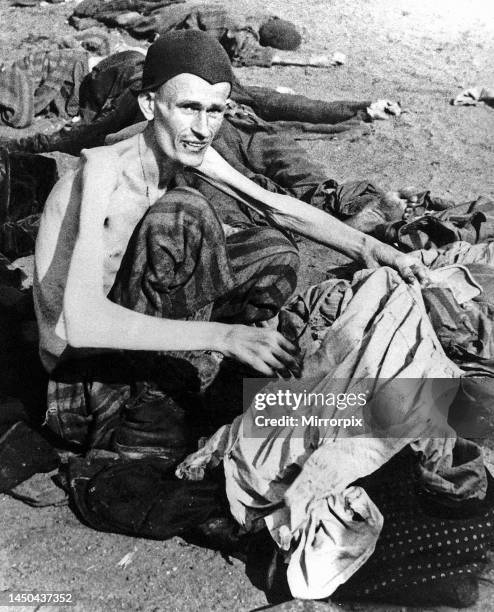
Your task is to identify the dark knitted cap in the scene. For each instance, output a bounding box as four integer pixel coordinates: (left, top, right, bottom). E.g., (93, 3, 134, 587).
(259, 18, 302, 51)
(138, 30, 234, 93)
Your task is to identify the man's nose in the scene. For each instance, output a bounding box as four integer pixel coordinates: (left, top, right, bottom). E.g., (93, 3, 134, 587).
(191, 110, 209, 139)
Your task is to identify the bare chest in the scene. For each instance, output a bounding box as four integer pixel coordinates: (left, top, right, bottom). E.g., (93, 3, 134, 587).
(101, 182, 152, 293)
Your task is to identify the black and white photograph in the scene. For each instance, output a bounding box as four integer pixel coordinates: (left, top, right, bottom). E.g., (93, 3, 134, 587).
(1, 0, 494, 609)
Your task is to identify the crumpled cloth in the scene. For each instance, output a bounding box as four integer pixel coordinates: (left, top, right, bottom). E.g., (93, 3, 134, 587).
(0, 421, 60, 492)
(413, 239, 494, 269)
(413, 243, 494, 369)
(408, 244, 494, 436)
(378, 196, 494, 251)
(177, 267, 476, 599)
(67, 451, 227, 539)
(0, 49, 88, 128)
(452, 86, 494, 108)
(422, 283, 494, 371)
(8, 470, 68, 507)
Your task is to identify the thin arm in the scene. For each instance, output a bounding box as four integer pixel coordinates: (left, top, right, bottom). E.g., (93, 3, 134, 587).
(198, 147, 384, 262)
(62, 148, 229, 352)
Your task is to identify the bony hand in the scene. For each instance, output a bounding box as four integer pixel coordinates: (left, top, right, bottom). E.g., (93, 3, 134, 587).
(218, 324, 302, 377)
(363, 241, 430, 286)
(393, 254, 431, 286)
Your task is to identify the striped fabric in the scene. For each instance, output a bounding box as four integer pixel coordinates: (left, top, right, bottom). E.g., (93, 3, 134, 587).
(46, 378, 130, 449)
(212, 225, 299, 323)
(0, 49, 88, 128)
(109, 187, 236, 318)
(109, 186, 299, 321)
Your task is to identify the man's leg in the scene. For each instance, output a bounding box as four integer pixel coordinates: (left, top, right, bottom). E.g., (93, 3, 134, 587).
(110, 188, 299, 326)
(109, 186, 236, 319)
(110, 188, 300, 450)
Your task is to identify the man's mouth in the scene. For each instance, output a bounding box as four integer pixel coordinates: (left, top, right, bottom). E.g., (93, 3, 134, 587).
(181, 140, 208, 152)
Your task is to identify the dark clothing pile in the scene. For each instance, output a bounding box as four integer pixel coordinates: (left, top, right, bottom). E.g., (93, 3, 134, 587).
(0, 151, 55, 416)
(0, 148, 58, 258)
(0, 254, 57, 505)
(78, 50, 144, 123)
(67, 453, 227, 540)
(0, 421, 59, 493)
(62, 445, 494, 609)
(381, 195, 494, 250)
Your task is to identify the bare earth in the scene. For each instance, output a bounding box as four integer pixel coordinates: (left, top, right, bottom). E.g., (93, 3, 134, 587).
(1, 0, 494, 610)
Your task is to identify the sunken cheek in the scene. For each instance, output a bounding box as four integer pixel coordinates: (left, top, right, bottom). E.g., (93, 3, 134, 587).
(155, 106, 223, 154)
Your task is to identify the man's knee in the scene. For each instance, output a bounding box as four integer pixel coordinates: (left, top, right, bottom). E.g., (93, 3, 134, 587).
(228, 225, 300, 279)
(260, 230, 300, 274)
(256, 236, 300, 304)
(213, 227, 300, 323)
(111, 187, 235, 317)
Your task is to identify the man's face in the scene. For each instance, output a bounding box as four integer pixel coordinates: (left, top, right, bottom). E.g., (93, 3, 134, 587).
(142, 73, 230, 167)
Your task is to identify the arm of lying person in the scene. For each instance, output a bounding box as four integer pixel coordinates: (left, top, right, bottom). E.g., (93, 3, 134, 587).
(59, 148, 299, 375)
(198, 148, 430, 285)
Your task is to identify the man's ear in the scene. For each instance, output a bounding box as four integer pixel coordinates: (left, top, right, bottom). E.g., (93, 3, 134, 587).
(137, 92, 155, 121)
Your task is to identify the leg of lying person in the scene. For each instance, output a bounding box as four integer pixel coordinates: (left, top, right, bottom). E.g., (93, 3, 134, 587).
(46, 187, 299, 456)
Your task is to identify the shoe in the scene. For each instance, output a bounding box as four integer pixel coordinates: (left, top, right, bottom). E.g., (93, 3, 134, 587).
(112, 383, 188, 464)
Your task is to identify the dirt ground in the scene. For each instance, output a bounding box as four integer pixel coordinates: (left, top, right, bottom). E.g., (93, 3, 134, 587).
(1, 0, 494, 610)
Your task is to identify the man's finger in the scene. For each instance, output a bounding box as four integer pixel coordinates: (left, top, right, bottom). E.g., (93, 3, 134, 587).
(272, 347, 303, 376)
(271, 341, 301, 364)
(400, 266, 417, 284)
(411, 264, 431, 286)
(398, 261, 431, 286)
(277, 334, 299, 356)
(249, 357, 275, 377)
(263, 352, 288, 372)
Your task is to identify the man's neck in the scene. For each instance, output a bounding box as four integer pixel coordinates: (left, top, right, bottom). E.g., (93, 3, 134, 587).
(140, 125, 179, 190)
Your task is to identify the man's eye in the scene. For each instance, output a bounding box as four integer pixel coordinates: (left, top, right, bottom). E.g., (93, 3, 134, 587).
(208, 109, 223, 116)
(182, 106, 199, 114)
